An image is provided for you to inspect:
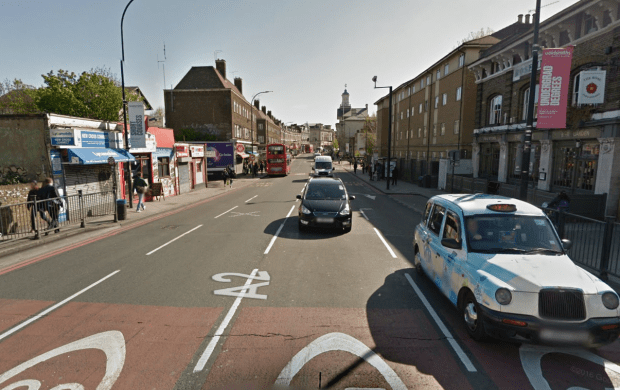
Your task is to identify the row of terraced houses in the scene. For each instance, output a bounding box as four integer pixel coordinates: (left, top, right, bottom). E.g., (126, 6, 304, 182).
(375, 0, 620, 218)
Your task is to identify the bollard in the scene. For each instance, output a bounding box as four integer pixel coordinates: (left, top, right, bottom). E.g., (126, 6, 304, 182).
(78, 190, 85, 228)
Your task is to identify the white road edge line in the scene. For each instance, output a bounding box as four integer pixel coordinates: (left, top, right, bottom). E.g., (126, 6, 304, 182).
(214, 206, 238, 219)
(264, 205, 296, 254)
(0, 270, 120, 342)
(360, 210, 369, 221)
(373, 228, 397, 258)
(146, 225, 203, 255)
(245, 195, 258, 203)
(404, 273, 477, 372)
(193, 268, 259, 373)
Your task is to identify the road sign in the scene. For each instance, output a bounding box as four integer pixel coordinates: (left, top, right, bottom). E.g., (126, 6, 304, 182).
(108, 156, 115, 165)
(236, 144, 245, 153)
(249, 154, 255, 162)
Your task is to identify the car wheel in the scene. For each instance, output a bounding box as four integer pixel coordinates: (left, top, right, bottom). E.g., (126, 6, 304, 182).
(462, 292, 487, 341)
(414, 251, 424, 275)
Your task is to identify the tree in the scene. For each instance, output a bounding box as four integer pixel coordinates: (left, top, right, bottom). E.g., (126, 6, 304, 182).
(332, 137, 339, 151)
(456, 28, 494, 46)
(0, 79, 38, 114)
(363, 116, 377, 157)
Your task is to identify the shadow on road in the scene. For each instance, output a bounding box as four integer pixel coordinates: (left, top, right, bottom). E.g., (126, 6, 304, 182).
(264, 217, 348, 241)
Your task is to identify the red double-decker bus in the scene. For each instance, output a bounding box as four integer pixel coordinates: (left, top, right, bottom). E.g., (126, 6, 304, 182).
(266, 143, 291, 176)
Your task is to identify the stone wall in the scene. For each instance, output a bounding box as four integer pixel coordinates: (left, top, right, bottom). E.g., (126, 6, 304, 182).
(0, 115, 51, 184)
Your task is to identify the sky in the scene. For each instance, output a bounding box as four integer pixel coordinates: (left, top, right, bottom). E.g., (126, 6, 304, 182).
(1, 0, 580, 127)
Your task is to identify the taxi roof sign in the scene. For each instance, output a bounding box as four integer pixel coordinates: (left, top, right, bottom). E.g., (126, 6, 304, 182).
(487, 204, 517, 212)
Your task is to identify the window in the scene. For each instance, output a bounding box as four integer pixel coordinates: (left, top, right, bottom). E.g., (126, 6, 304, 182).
(417, 151, 421, 160)
(428, 205, 445, 236)
(584, 13, 597, 34)
(158, 157, 170, 177)
(421, 79, 425, 88)
(444, 64, 450, 76)
(423, 126, 427, 137)
(441, 123, 445, 136)
(418, 128, 422, 138)
(523, 85, 539, 120)
(440, 152, 444, 159)
(559, 30, 570, 46)
(407, 109, 409, 117)
(456, 86, 462, 101)
(258, 124, 264, 130)
(434, 96, 439, 108)
(459, 54, 465, 68)
(436, 69, 441, 80)
(419, 103, 423, 113)
(552, 142, 599, 192)
(427, 75, 431, 85)
(412, 85, 416, 93)
(442, 93, 448, 106)
(454, 120, 460, 134)
(489, 95, 503, 125)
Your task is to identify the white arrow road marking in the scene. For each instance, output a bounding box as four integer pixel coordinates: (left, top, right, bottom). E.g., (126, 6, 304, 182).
(405, 273, 477, 372)
(214, 206, 238, 219)
(194, 269, 260, 373)
(520, 344, 620, 390)
(373, 228, 397, 259)
(0, 271, 120, 343)
(146, 225, 203, 255)
(364, 195, 376, 200)
(0, 331, 126, 390)
(264, 205, 296, 254)
(275, 332, 406, 390)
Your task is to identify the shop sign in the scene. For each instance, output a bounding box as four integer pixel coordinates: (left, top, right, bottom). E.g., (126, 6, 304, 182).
(478, 135, 499, 142)
(204, 150, 216, 158)
(577, 70, 606, 105)
(176, 145, 190, 158)
(190, 145, 204, 157)
(552, 128, 599, 139)
(50, 129, 77, 146)
(236, 143, 245, 153)
(128, 101, 146, 149)
(81, 131, 108, 148)
(130, 133, 156, 153)
(512, 57, 541, 82)
(536, 47, 573, 129)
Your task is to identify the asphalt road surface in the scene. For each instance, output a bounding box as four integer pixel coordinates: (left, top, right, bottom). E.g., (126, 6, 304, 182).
(1, 154, 620, 389)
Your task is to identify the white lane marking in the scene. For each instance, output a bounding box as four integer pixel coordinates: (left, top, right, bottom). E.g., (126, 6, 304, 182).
(214, 206, 238, 219)
(194, 269, 259, 373)
(404, 273, 477, 372)
(275, 332, 406, 390)
(245, 195, 258, 203)
(146, 225, 203, 255)
(360, 210, 369, 221)
(373, 228, 397, 258)
(0, 330, 126, 389)
(264, 205, 296, 254)
(364, 194, 376, 200)
(0, 271, 120, 343)
(213, 271, 271, 300)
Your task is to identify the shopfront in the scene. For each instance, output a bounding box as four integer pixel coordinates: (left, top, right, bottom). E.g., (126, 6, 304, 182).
(175, 144, 191, 194)
(190, 145, 205, 187)
(149, 127, 177, 197)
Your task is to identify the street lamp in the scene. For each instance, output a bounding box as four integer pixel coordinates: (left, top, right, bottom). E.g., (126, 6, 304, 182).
(519, 0, 541, 201)
(250, 90, 272, 153)
(120, 0, 135, 208)
(373, 76, 393, 190)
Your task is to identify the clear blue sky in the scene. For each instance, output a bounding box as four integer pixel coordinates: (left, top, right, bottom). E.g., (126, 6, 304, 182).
(1, 0, 579, 126)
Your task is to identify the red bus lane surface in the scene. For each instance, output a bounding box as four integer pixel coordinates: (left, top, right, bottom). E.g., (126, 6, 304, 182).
(0, 301, 221, 389)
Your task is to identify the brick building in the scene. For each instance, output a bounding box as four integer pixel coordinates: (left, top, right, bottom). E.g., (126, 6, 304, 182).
(164, 59, 282, 154)
(469, 0, 620, 217)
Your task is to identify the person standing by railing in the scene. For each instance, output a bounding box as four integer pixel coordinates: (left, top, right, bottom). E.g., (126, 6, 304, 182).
(27, 180, 50, 233)
(38, 178, 61, 234)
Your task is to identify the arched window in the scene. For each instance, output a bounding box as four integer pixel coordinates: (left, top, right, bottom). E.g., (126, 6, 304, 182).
(489, 95, 503, 125)
(522, 85, 539, 121)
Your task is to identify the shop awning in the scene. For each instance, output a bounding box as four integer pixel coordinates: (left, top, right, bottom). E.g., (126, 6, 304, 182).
(153, 147, 174, 159)
(66, 148, 136, 165)
(236, 151, 250, 158)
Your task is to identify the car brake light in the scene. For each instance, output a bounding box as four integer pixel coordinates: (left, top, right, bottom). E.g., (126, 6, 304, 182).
(487, 204, 517, 212)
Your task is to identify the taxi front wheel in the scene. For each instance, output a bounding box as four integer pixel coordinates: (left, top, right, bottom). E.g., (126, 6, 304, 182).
(462, 292, 488, 341)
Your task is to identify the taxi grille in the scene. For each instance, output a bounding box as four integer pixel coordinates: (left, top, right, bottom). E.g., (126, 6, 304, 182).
(538, 288, 586, 321)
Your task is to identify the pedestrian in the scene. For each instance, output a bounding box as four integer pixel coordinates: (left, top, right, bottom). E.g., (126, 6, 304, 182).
(134, 172, 148, 212)
(259, 161, 264, 173)
(549, 190, 571, 212)
(253, 162, 259, 178)
(353, 160, 357, 174)
(227, 165, 234, 188)
(27, 180, 50, 233)
(38, 177, 61, 233)
(368, 164, 373, 181)
(392, 166, 399, 186)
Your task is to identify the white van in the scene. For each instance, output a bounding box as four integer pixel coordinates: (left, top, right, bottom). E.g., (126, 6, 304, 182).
(312, 156, 335, 177)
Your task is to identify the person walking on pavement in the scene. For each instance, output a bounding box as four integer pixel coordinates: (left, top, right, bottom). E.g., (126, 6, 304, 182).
(226, 165, 235, 188)
(27, 180, 50, 233)
(259, 161, 264, 174)
(353, 160, 358, 175)
(253, 162, 258, 178)
(392, 166, 399, 186)
(134, 172, 148, 212)
(222, 167, 230, 187)
(38, 177, 61, 233)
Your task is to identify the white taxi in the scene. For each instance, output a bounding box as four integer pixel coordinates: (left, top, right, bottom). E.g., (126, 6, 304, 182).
(413, 194, 620, 347)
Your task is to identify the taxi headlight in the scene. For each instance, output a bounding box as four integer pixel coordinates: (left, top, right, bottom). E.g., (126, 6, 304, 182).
(301, 205, 312, 215)
(602, 292, 619, 310)
(495, 288, 512, 305)
(339, 205, 350, 216)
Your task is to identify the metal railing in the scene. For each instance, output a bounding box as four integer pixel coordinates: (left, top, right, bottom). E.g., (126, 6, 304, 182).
(0, 190, 117, 242)
(545, 208, 618, 279)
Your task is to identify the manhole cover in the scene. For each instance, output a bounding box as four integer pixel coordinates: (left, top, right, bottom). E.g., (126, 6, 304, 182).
(161, 225, 179, 230)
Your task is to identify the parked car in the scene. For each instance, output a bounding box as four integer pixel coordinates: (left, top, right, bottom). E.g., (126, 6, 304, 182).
(413, 193, 620, 347)
(297, 177, 354, 233)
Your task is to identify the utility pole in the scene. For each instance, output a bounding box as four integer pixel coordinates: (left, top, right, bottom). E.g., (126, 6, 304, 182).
(373, 76, 392, 190)
(519, 0, 542, 201)
(120, 0, 135, 208)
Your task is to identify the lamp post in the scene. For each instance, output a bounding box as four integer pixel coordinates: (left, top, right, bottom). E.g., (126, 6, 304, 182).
(120, 0, 135, 208)
(373, 76, 392, 190)
(250, 91, 272, 154)
(519, 0, 542, 201)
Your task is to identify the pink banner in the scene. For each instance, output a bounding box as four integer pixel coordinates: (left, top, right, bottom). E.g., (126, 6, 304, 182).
(536, 47, 573, 128)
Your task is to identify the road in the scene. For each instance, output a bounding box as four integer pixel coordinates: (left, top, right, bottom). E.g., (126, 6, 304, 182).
(1, 154, 620, 389)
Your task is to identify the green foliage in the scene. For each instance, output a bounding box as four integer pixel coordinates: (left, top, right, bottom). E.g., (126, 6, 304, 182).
(332, 138, 339, 150)
(0, 171, 27, 185)
(176, 128, 218, 142)
(0, 79, 39, 114)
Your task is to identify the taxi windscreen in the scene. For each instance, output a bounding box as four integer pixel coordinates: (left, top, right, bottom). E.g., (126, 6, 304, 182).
(464, 215, 563, 254)
(315, 162, 332, 169)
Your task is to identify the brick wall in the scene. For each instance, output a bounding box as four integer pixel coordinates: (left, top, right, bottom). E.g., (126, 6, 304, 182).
(164, 90, 232, 141)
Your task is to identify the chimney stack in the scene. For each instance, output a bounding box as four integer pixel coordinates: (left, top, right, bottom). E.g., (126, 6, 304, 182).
(254, 100, 260, 109)
(234, 77, 242, 94)
(525, 14, 531, 24)
(215, 59, 226, 79)
(518, 14, 523, 23)
(268, 110, 272, 118)
(261, 106, 267, 114)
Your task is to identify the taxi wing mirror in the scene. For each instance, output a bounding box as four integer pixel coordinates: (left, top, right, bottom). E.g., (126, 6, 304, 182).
(561, 239, 572, 250)
(441, 238, 462, 250)
(296, 194, 302, 199)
